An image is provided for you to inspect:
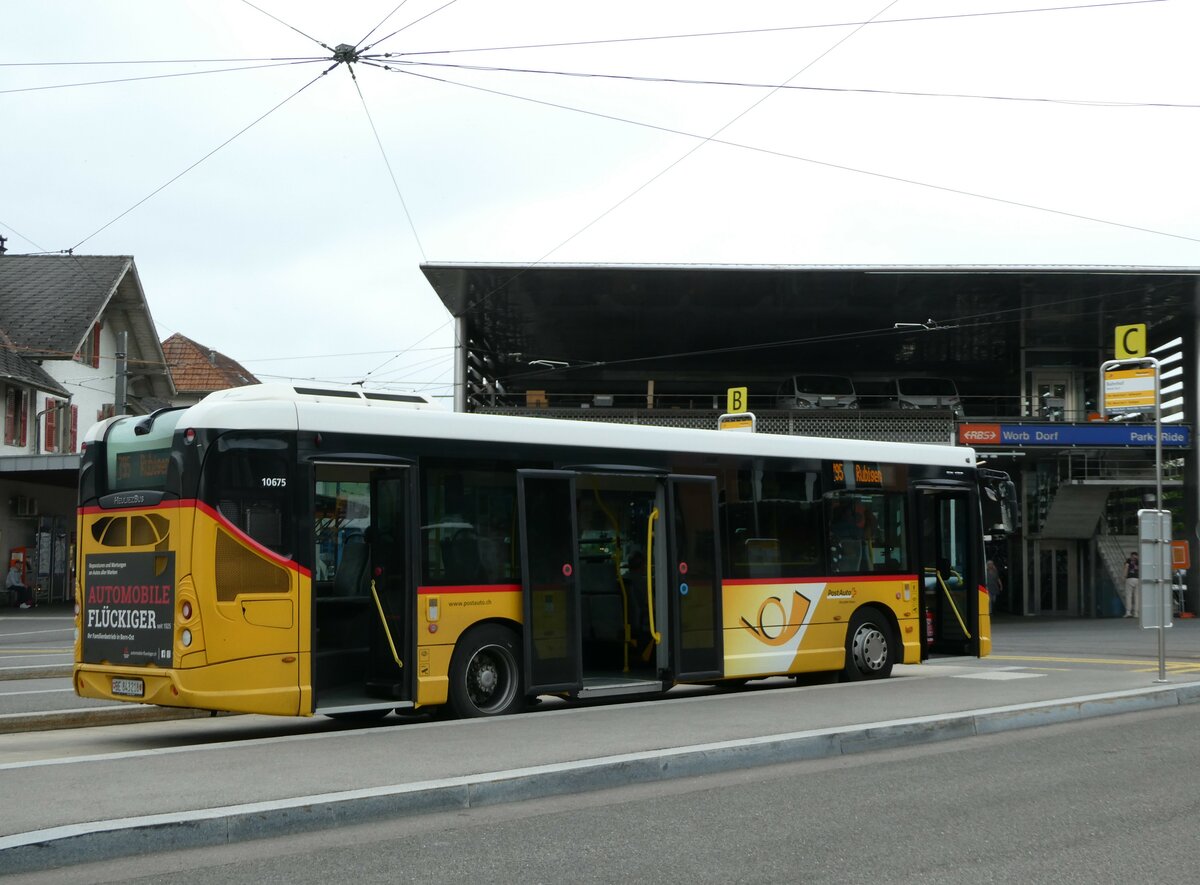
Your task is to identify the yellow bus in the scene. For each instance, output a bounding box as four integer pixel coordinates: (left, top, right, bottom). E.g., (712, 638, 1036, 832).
(74, 383, 1006, 719)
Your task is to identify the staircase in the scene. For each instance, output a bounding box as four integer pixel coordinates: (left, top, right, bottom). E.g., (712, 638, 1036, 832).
(1039, 485, 1112, 539)
(1098, 533, 1136, 590)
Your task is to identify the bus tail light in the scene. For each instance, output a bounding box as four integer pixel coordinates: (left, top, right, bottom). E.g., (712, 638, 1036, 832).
(181, 600, 192, 620)
(184, 428, 196, 445)
(181, 629, 193, 648)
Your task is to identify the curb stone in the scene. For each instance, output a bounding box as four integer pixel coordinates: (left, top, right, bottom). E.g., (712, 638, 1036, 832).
(3, 680, 1200, 874)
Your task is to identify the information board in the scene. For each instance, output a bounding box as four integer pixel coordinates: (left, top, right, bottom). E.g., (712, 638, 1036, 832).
(1103, 366, 1156, 414)
(1138, 509, 1172, 631)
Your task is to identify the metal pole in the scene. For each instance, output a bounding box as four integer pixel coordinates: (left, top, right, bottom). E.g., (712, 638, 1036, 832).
(1102, 356, 1169, 682)
(453, 316, 467, 413)
(1155, 365, 1168, 683)
(114, 331, 128, 415)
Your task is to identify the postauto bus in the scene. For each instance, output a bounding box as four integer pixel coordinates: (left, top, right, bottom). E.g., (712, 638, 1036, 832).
(74, 383, 1001, 720)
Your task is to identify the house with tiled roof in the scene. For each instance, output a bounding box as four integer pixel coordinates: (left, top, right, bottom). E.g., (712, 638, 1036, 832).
(162, 333, 258, 404)
(0, 254, 174, 604)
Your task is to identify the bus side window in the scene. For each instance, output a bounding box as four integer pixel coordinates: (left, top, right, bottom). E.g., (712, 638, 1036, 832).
(203, 435, 293, 558)
(724, 466, 823, 579)
(422, 464, 516, 586)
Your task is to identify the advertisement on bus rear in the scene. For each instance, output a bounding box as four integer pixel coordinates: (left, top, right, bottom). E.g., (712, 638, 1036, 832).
(82, 552, 175, 665)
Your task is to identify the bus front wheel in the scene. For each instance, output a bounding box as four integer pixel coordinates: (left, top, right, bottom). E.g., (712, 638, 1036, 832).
(842, 609, 894, 681)
(449, 624, 526, 718)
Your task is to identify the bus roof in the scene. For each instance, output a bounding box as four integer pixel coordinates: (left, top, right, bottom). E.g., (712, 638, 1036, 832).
(202, 382, 440, 409)
(178, 385, 975, 469)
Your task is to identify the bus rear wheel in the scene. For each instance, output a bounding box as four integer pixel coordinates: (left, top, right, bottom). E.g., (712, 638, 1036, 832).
(449, 624, 526, 718)
(842, 609, 894, 681)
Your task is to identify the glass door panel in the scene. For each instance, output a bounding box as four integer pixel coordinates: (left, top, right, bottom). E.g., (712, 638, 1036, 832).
(667, 476, 723, 680)
(518, 471, 581, 692)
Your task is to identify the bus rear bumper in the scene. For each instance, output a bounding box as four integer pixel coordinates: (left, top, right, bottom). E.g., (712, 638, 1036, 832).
(74, 662, 304, 717)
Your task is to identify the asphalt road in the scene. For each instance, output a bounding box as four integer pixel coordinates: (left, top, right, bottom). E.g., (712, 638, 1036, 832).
(5, 609, 1200, 875)
(9, 702, 1199, 885)
(0, 610, 73, 682)
(4, 612, 1200, 722)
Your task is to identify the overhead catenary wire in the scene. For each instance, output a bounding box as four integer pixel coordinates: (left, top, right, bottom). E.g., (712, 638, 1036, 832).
(0, 56, 326, 67)
(356, 1, 415, 50)
(345, 63, 427, 261)
(70, 62, 340, 252)
(389, 0, 1165, 57)
(238, 0, 332, 53)
(0, 220, 50, 254)
(240, 345, 453, 363)
(373, 57, 1200, 111)
(354, 1, 901, 382)
(5, 1, 1188, 395)
(386, 66, 1200, 248)
(0, 59, 329, 96)
(359, 0, 462, 53)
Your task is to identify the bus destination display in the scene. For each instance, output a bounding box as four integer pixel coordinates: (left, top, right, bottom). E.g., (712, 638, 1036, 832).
(114, 449, 170, 488)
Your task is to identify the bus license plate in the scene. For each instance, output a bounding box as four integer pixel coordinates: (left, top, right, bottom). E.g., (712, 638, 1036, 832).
(112, 678, 144, 698)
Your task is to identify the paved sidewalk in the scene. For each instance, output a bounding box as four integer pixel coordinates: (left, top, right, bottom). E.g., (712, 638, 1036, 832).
(3, 613, 1200, 874)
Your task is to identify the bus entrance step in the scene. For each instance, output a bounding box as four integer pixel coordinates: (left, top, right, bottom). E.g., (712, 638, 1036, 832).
(365, 681, 405, 700)
(576, 676, 664, 700)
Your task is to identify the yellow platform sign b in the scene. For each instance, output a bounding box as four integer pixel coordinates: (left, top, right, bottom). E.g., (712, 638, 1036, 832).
(1115, 323, 1146, 359)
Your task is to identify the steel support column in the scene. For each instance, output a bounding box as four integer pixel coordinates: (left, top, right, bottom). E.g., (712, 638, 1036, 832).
(454, 314, 468, 413)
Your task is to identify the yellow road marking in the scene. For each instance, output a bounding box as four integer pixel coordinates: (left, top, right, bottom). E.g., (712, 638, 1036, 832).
(991, 654, 1171, 667)
(1131, 663, 1200, 674)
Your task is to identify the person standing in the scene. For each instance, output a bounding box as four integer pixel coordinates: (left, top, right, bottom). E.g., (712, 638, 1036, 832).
(986, 560, 1003, 614)
(5, 563, 32, 609)
(1123, 551, 1139, 618)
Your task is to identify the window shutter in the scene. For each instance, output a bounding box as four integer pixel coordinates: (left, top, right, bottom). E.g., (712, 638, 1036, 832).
(70, 405, 78, 452)
(45, 398, 57, 453)
(4, 389, 14, 446)
(91, 323, 101, 369)
(18, 391, 28, 447)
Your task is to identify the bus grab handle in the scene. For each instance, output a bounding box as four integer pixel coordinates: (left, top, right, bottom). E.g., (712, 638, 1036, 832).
(647, 508, 662, 645)
(934, 570, 972, 640)
(370, 579, 404, 670)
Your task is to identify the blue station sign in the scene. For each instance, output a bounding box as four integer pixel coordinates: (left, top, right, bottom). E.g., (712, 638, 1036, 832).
(958, 423, 1191, 448)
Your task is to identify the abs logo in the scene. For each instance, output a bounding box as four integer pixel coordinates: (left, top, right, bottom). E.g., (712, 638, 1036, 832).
(958, 424, 1001, 445)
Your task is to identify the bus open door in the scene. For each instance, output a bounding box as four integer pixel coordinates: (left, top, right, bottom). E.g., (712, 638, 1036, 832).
(914, 483, 985, 659)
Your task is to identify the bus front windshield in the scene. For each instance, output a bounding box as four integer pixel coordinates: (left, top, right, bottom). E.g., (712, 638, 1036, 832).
(102, 410, 185, 494)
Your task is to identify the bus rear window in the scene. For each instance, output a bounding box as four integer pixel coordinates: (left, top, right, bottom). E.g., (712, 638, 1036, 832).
(103, 411, 184, 493)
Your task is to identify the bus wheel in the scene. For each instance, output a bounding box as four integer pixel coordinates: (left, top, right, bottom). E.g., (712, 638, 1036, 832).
(449, 624, 526, 718)
(842, 610, 894, 681)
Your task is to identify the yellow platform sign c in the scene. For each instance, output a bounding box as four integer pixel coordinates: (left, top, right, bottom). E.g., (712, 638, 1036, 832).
(1115, 323, 1146, 359)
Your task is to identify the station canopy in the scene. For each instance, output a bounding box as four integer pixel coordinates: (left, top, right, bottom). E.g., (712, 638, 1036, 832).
(421, 262, 1197, 409)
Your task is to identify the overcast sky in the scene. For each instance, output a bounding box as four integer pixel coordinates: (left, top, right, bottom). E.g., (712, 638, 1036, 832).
(5, 0, 1200, 402)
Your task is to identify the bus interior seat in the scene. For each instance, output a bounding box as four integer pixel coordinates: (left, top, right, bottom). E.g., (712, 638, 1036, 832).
(333, 535, 370, 597)
(244, 503, 283, 547)
(217, 500, 240, 524)
(579, 558, 624, 643)
(442, 531, 484, 585)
